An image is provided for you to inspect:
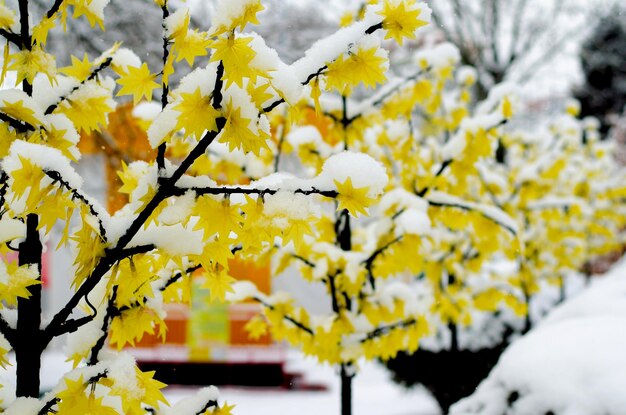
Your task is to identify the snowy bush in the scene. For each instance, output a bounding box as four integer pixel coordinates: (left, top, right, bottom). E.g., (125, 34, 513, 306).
(0, 0, 433, 414)
(384, 92, 626, 411)
(450, 258, 626, 415)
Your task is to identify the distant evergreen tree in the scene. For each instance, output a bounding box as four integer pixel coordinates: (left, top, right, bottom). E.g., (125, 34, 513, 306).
(576, 13, 626, 133)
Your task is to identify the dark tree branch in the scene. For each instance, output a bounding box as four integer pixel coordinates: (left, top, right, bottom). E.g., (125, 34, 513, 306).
(362, 236, 403, 289)
(195, 401, 218, 415)
(417, 159, 452, 197)
(0, 314, 16, 347)
(157, 2, 170, 174)
(46, 0, 65, 19)
(291, 254, 317, 269)
(38, 397, 60, 415)
(253, 296, 314, 335)
(0, 112, 35, 132)
(273, 109, 288, 172)
(45, 57, 113, 115)
(88, 287, 117, 365)
(363, 318, 417, 342)
(172, 184, 338, 199)
(428, 199, 517, 235)
(161, 264, 202, 292)
(46, 314, 95, 339)
(0, 28, 20, 46)
(508, 0, 530, 66)
(44, 170, 108, 240)
(110, 245, 156, 261)
(18, 0, 31, 96)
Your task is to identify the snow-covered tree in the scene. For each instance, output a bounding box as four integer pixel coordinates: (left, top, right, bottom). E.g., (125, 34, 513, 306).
(0, 0, 427, 413)
(425, 0, 609, 99)
(222, 8, 538, 414)
(385, 99, 626, 410)
(450, 258, 626, 415)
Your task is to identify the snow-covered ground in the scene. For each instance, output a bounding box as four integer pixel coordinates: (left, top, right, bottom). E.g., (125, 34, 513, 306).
(166, 354, 441, 415)
(451, 256, 626, 415)
(0, 350, 440, 415)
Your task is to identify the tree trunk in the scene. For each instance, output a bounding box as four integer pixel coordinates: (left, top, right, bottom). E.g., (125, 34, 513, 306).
(341, 364, 354, 415)
(15, 214, 43, 398)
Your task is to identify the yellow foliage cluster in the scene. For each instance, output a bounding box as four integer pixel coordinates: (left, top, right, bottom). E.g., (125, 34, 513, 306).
(0, 0, 443, 413)
(220, 0, 626, 374)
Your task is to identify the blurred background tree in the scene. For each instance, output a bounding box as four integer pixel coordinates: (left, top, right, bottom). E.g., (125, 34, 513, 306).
(425, 0, 604, 100)
(575, 9, 626, 135)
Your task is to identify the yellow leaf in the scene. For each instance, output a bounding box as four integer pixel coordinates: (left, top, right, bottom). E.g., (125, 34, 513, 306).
(210, 35, 257, 88)
(58, 93, 114, 133)
(110, 307, 157, 349)
(10, 156, 45, 200)
(0, 99, 41, 127)
(0, 262, 40, 307)
(378, 0, 429, 46)
(325, 47, 387, 94)
(71, 0, 105, 30)
(136, 368, 168, 408)
(9, 45, 56, 85)
(334, 177, 376, 217)
(244, 315, 268, 340)
(193, 196, 241, 240)
(174, 88, 221, 139)
(218, 98, 267, 156)
(310, 77, 322, 116)
(32, 16, 56, 46)
(502, 96, 513, 119)
(117, 63, 159, 105)
(214, 402, 236, 415)
(0, 3, 16, 29)
(202, 268, 236, 302)
(174, 29, 211, 66)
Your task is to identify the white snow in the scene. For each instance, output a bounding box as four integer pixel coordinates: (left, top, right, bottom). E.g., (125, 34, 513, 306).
(208, 0, 262, 35)
(164, 351, 441, 415)
(3, 398, 41, 415)
(0, 217, 25, 244)
(426, 191, 518, 234)
(3, 140, 84, 189)
(316, 151, 388, 197)
(290, 7, 383, 82)
(451, 257, 626, 415)
(226, 280, 260, 303)
(164, 386, 220, 415)
(414, 42, 460, 70)
(111, 48, 142, 71)
(129, 222, 204, 257)
(395, 208, 431, 236)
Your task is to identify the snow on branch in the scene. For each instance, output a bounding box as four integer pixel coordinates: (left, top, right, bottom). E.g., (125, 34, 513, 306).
(426, 191, 518, 235)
